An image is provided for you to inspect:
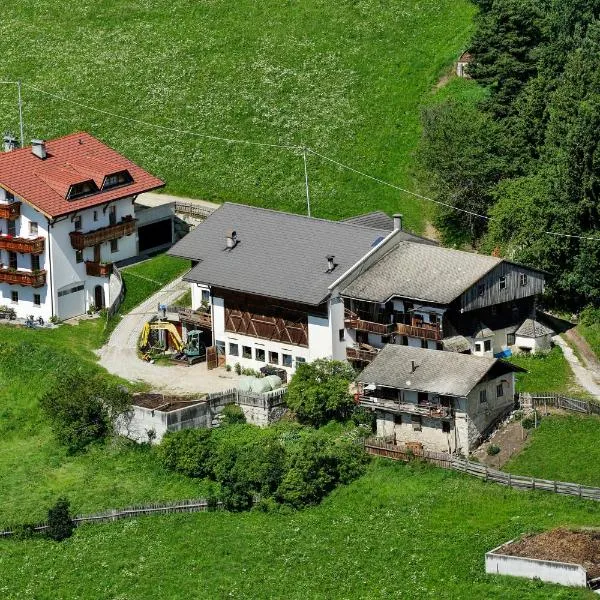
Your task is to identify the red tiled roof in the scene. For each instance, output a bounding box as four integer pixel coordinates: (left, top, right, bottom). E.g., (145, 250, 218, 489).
(0, 132, 164, 218)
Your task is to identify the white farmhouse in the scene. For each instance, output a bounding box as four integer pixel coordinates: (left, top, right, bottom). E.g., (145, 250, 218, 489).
(357, 344, 524, 453)
(0, 133, 164, 320)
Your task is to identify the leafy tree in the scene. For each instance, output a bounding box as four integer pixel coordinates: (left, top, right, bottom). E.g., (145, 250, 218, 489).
(39, 371, 131, 453)
(46, 497, 74, 541)
(220, 403, 246, 426)
(285, 359, 355, 427)
(158, 428, 213, 478)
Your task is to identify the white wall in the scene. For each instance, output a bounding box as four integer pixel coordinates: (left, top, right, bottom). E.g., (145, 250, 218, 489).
(515, 334, 551, 354)
(308, 313, 332, 361)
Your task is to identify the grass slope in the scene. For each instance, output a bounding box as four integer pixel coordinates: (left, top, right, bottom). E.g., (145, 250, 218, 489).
(1, 461, 599, 599)
(505, 414, 600, 487)
(509, 346, 582, 395)
(0, 0, 475, 231)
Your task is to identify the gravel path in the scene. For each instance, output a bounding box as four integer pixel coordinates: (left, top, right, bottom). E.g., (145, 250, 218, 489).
(553, 335, 600, 399)
(97, 276, 240, 394)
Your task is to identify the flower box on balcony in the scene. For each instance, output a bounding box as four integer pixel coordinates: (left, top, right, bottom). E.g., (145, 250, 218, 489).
(0, 202, 21, 220)
(0, 236, 45, 254)
(85, 261, 113, 277)
(0, 269, 46, 287)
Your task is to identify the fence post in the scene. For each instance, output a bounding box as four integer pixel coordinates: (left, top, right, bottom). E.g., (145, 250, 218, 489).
(532, 478, 535, 491)
(508, 473, 511, 487)
(554, 480, 557, 493)
(485, 466, 488, 482)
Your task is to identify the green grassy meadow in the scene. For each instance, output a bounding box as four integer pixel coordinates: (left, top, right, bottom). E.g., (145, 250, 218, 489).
(1, 460, 599, 599)
(119, 253, 190, 315)
(509, 346, 583, 396)
(505, 414, 600, 487)
(0, 0, 476, 232)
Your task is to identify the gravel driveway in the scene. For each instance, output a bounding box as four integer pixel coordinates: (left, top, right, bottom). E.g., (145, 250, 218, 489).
(97, 276, 240, 394)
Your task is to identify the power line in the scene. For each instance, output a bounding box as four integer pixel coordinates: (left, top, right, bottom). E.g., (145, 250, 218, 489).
(9, 82, 600, 242)
(306, 147, 491, 221)
(21, 83, 301, 151)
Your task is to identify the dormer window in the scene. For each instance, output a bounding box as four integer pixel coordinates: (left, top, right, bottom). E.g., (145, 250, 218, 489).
(103, 170, 132, 189)
(68, 180, 98, 199)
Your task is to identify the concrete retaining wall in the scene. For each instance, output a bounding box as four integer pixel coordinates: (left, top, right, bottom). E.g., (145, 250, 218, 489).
(485, 542, 587, 588)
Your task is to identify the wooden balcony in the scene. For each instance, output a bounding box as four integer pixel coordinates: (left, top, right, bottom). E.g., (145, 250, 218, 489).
(0, 269, 46, 287)
(359, 396, 451, 419)
(0, 236, 45, 254)
(395, 322, 442, 341)
(176, 307, 212, 329)
(0, 202, 21, 220)
(69, 217, 136, 250)
(346, 345, 378, 363)
(344, 317, 394, 335)
(85, 261, 113, 277)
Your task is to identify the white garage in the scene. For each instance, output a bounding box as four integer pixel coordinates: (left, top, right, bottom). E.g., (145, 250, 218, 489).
(57, 283, 86, 320)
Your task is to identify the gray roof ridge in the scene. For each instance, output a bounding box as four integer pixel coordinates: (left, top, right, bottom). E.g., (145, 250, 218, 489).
(219, 201, 394, 233)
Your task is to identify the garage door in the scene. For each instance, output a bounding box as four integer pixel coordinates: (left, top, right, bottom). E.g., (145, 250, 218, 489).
(138, 219, 172, 252)
(57, 283, 85, 320)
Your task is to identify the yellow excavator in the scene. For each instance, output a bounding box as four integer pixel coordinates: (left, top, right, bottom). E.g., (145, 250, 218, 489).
(140, 321, 206, 365)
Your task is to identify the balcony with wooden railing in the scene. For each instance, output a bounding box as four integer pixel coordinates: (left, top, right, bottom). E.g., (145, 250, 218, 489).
(0, 269, 46, 287)
(0, 236, 45, 254)
(394, 322, 442, 341)
(359, 395, 451, 419)
(69, 217, 136, 250)
(85, 261, 113, 277)
(344, 309, 394, 335)
(175, 307, 212, 329)
(346, 345, 379, 363)
(0, 202, 21, 220)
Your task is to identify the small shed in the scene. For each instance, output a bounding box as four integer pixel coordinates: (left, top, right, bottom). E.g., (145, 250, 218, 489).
(515, 318, 554, 353)
(456, 52, 473, 78)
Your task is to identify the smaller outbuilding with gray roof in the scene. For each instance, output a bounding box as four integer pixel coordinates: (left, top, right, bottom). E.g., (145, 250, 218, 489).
(357, 344, 524, 454)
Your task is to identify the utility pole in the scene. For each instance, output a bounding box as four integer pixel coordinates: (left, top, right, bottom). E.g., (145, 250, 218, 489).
(303, 146, 311, 218)
(17, 81, 24, 148)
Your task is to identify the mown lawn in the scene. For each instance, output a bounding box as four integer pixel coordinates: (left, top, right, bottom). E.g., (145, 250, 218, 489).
(505, 414, 600, 487)
(509, 346, 582, 395)
(0, 0, 476, 232)
(119, 253, 190, 315)
(1, 460, 599, 599)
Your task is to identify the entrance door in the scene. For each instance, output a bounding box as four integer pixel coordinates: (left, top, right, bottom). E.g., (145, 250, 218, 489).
(94, 285, 105, 309)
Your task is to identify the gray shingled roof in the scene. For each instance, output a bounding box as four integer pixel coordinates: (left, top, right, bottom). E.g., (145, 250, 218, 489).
(168, 202, 390, 306)
(342, 211, 394, 230)
(341, 241, 502, 304)
(516, 318, 554, 338)
(357, 344, 520, 397)
(442, 335, 472, 353)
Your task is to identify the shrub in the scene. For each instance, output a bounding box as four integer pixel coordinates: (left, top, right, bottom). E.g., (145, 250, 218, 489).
(39, 371, 131, 454)
(221, 403, 247, 426)
(521, 411, 540, 430)
(351, 405, 376, 431)
(234, 362, 242, 375)
(487, 444, 501, 456)
(157, 428, 213, 478)
(46, 497, 74, 541)
(286, 359, 356, 427)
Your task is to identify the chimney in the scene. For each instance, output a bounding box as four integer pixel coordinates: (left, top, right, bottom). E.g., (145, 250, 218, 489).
(31, 139, 47, 160)
(225, 230, 238, 250)
(3, 133, 17, 153)
(326, 255, 335, 272)
(393, 214, 403, 231)
(411, 360, 417, 373)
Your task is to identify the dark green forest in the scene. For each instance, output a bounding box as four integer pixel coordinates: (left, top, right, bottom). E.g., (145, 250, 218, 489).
(420, 0, 600, 309)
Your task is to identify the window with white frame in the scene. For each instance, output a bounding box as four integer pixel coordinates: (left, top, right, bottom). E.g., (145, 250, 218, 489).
(229, 342, 239, 357)
(268, 351, 279, 365)
(282, 353, 292, 367)
(29, 221, 38, 236)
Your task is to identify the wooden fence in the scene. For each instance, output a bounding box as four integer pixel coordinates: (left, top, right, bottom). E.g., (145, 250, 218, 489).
(204, 387, 287, 410)
(519, 392, 600, 416)
(0, 497, 231, 538)
(364, 438, 600, 502)
(174, 202, 215, 220)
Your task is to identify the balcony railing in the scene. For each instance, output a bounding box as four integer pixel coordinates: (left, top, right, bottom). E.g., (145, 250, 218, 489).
(344, 317, 394, 335)
(69, 217, 136, 250)
(359, 396, 451, 419)
(174, 307, 212, 329)
(85, 261, 113, 277)
(346, 346, 379, 363)
(0, 236, 45, 254)
(0, 202, 21, 220)
(0, 269, 46, 287)
(395, 322, 442, 341)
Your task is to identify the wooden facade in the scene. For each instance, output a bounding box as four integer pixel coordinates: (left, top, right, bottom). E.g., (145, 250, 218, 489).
(459, 262, 544, 313)
(217, 289, 317, 348)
